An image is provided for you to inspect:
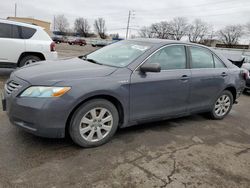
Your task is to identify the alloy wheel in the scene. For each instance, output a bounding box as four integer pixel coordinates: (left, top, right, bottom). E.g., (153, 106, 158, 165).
(214, 95, 231, 117)
(24, 59, 38, 65)
(79, 107, 113, 142)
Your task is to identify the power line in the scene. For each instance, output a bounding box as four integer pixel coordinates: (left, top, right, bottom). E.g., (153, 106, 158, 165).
(136, 0, 247, 14)
(134, 6, 250, 24)
(14, 3, 17, 17)
(135, 3, 250, 19)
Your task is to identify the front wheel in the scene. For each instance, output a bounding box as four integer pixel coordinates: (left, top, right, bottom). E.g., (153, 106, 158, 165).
(209, 90, 233, 120)
(69, 99, 119, 147)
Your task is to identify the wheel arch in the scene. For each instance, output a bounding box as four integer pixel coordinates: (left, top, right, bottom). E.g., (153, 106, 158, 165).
(224, 86, 237, 102)
(65, 94, 125, 136)
(17, 52, 45, 67)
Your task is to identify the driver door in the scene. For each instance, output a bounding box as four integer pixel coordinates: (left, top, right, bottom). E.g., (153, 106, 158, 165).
(129, 45, 191, 121)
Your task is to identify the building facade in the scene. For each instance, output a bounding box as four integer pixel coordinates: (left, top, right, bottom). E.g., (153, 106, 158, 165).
(7, 17, 51, 35)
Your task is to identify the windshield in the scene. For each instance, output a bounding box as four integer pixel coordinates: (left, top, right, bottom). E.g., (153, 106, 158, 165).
(84, 41, 152, 67)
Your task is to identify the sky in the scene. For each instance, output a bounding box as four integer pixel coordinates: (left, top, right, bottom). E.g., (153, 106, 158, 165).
(0, 0, 250, 39)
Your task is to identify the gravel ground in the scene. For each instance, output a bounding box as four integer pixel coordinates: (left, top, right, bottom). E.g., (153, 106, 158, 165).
(0, 44, 250, 188)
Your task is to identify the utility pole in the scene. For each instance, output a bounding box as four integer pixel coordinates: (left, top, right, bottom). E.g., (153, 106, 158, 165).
(125, 11, 131, 39)
(53, 15, 56, 31)
(126, 10, 135, 39)
(14, 3, 17, 17)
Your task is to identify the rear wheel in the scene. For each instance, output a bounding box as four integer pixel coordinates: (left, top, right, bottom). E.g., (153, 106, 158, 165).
(209, 90, 233, 120)
(19, 55, 41, 67)
(243, 88, 249, 94)
(69, 99, 119, 147)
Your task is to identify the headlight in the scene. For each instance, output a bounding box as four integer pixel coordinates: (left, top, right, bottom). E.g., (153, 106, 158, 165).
(20, 86, 71, 98)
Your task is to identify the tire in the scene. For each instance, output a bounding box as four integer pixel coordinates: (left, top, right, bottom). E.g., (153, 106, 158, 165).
(19, 55, 41, 67)
(209, 90, 233, 120)
(69, 99, 119, 148)
(243, 88, 249, 94)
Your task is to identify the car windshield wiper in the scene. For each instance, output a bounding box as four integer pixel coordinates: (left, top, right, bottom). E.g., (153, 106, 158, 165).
(80, 56, 120, 68)
(82, 56, 103, 65)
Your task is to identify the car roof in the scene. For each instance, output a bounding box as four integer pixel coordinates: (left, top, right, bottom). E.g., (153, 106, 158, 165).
(127, 38, 237, 69)
(0, 18, 41, 29)
(129, 38, 208, 48)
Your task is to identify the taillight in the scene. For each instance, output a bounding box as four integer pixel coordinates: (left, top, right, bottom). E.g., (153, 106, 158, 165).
(50, 42, 56, 52)
(241, 69, 249, 80)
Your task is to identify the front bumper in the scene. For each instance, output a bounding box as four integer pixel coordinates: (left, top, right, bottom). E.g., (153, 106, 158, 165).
(3, 76, 71, 138)
(6, 97, 66, 138)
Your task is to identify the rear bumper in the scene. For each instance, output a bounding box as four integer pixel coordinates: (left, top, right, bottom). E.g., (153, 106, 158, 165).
(44, 52, 58, 61)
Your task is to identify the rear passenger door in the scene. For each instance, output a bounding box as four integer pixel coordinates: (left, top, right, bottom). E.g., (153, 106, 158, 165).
(212, 54, 229, 90)
(188, 46, 227, 112)
(0, 23, 25, 68)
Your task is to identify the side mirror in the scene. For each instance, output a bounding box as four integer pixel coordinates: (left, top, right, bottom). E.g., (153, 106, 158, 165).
(140, 63, 161, 73)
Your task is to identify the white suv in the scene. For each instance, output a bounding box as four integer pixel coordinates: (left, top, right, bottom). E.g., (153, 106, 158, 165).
(0, 19, 58, 68)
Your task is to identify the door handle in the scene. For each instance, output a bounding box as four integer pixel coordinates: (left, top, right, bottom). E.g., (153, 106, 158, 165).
(180, 75, 189, 81)
(221, 72, 228, 77)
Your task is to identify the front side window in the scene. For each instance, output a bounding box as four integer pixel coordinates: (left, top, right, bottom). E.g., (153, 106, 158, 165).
(85, 41, 152, 67)
(0, 23, 12, 38)
(146, 45, 186, 70)
(190, 47, 214, 69)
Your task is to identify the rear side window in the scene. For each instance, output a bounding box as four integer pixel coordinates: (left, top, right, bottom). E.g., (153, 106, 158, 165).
(190, 47, 214, 69)
(146, 45, 186, 70)
(21, 26, 36, 39)
(0, 23, 36, 39)
(214, 55, 226, 68)
(0, 23, 12, 38)
(12, 25, 22, 39)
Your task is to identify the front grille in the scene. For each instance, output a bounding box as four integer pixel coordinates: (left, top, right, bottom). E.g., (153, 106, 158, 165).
(5, 81, 22, 95)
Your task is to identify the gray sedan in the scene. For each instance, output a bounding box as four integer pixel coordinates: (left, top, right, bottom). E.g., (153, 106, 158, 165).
(2, 39, 246, 147)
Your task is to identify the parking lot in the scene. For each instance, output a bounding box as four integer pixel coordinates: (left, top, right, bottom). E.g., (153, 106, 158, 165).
(0, 44, 250, 188)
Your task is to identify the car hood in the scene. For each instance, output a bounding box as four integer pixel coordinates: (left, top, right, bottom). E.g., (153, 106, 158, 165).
(13, 58, 118, 84)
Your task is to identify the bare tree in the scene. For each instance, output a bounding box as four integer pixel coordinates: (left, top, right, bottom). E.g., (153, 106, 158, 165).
(110, 33, 119, 39)
(188, 19, 209, 43)
(218, 25, 244, 46)
(94, 18, 107, 39)
(169, 17, 189, 40)
(55, 14, 69, 33)
(150, 21, 174, 39)
(138, 26, 154, 38)
(74, 18, 90, 37)
(245, 22, 250, 34)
